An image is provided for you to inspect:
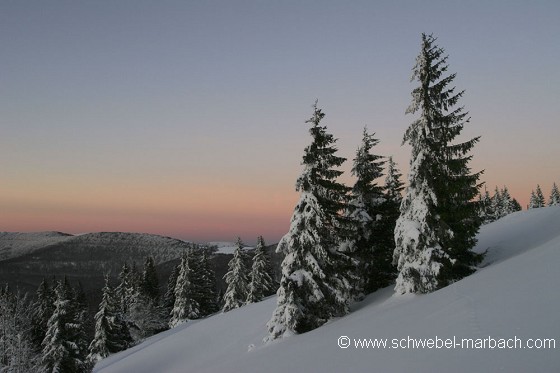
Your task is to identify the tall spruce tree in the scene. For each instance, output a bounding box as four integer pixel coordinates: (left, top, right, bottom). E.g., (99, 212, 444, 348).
(222, 238, 249, 312)
(247, 236, 275, 303)
(346, 128, 386, 296)
(549, 182, 560, 206)
(266, 102, 351, 341)
(393, 34, 483, 294)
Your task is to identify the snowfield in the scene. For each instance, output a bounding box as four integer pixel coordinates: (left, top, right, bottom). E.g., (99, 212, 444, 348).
(95, 206, 560, 373)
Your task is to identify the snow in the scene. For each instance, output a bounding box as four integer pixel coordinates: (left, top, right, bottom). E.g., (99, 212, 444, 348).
(95, 206, 560, 373)
(208, 242, 254, 254)
(0, 231, 73, 260)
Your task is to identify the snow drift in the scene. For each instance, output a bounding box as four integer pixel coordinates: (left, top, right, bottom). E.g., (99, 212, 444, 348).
(95, 206, 560, 373)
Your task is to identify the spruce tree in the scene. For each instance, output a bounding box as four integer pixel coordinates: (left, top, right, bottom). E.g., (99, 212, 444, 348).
(163, 263, 180, 322)
(72, 281, 90, 368)
(549, 182, 560, 206)
(535, 185, 546, 207)
(394, 34, 483, 294)
(141, 256, 159, 304)
(247, 236, 275, 303)
(384, 156, 404, 204)
(115, 263, 134, 316)
(87, 276, 131, 364)
(41, 281, 84, 373)
(490, 186, 502, 220)
(31, 278, 55, 352)
(266, 102, 351, 340)
(346, 128, 386, 295)
(198, 248, 219, 315)
(478, 187, 493, 224)
(169, 251, 199, 327)
(0, 286, 39, 372)
(499, 186, 515, 216)
(222, 238, 249, 312)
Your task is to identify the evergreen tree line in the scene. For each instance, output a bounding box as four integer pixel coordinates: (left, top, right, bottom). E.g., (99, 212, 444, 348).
(267, 33, 560, 341)
(267, 33, 484, 340)
(478, 186, 522, 224)
(266, 104, 405, 340)
(528, 183, 559, 209)
(221, 236, 277, 313)
(1, 278, 91, 373)
(0, 237, 278, 372)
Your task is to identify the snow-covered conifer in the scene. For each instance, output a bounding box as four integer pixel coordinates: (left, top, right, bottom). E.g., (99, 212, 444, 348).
(140, 256, 159, 304)
(535, 185, 545, 208)
(115, 263, 134, 316)
(247, 236, 275, 303)
(549, 182, 560, 206)
(478, 188, 493, 224)
(222, 238, 249, 312)
(163, 263, 180, 320)
(87, 275, 131, 365)
(0, 286, 39, 372)
(169, 251, 200, 327)
(384, 156, 404, 204)
(393, 34, 482, 294)
(499, 186, 515, 216)
(346, 128, 386, 295)
(31, 278, 55, 351)
(41, 281, 85, 372)
(198, 248, 219, 315)
(266, 103, 351, 340)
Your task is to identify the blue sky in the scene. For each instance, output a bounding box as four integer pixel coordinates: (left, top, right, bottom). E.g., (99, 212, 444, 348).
(1, 0, 559, 242)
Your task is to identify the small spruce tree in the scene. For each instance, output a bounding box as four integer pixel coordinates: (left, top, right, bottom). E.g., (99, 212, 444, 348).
(247, 236, 275, 303)
(535, 185, 546, 208)
(87, 275, 132, 364)
(169, 251, 200, 327)
(222, 238, 249, 312)
(549, 182, 560, 206)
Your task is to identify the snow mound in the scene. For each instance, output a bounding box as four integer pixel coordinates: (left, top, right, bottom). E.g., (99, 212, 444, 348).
(95, 206, 560, 373)
(208, 241, 254, 255)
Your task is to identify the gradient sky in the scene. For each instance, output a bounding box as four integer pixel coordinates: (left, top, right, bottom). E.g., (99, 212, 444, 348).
(1, 0, 559, 244)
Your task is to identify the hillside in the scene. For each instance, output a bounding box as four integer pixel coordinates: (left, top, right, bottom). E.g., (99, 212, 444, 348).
(0, 231, 73, 261)
(94, 206, 560, 373)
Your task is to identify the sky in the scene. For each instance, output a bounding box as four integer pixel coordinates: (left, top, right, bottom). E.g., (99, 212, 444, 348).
(1, 0, 559, 244)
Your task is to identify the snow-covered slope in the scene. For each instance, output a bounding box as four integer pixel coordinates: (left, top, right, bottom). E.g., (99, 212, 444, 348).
(95, 206, 560, 373)
(208, 241, 254, 254)
(0, 231, 73, 260)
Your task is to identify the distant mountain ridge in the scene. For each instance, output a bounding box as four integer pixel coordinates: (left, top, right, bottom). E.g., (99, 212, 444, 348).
(0, 231, 195, 263)
(0, 231, 74, 261)
(0, 231, 199, 303)
(0, 231, 280, 305)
